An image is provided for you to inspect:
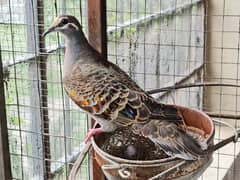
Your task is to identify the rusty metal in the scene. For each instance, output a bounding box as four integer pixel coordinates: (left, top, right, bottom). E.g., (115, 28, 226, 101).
(91, 105, 215, 180)
(37, 0, 51, 179)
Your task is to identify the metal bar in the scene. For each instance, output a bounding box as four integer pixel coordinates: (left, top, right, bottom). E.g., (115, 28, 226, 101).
(211, 130, 240, 151)
(206, 112, 240, 120)
(155, 64, 204, 100)
(0, 47, 12, 180)
(150, 161, 188, 180)
(147, 82, 240, 94)
(2, 44, 63, 69)
(88, 1, 107, 180)
(69, 141, 92, 180)
(202, 0, 209, 114)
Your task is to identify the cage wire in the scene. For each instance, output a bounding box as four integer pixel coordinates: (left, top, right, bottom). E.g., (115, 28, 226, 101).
(0, 0, 240, 180)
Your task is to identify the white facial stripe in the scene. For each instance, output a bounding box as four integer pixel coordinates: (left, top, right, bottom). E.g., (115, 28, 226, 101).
(68, 23, 79, 30)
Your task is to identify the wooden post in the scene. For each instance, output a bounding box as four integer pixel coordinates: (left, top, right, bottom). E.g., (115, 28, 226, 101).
(37, 1, 51, 179)
(88, 0, 107, 59)
(88, 1, 107, 180)
(0, 47, 12, 180)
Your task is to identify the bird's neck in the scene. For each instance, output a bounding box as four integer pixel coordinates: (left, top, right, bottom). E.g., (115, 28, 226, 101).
(63, 31, 92, 77)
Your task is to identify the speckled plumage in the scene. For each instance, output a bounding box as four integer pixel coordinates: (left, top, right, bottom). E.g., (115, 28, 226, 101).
(44, 15, 208, 160)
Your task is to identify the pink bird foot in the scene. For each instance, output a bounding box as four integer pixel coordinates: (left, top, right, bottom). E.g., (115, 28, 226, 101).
(84, 128, 103, 143)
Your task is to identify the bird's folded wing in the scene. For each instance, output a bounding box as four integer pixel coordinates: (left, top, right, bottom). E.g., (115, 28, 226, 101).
(64, 61, 183, 126)
(63, 67, 153, 124)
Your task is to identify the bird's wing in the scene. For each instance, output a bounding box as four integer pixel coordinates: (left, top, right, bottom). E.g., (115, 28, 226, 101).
(63, 62, 152, 125)
(64, 61, 183, 126)
(132, 120, 207, 160)
(107, 62, 183, 124)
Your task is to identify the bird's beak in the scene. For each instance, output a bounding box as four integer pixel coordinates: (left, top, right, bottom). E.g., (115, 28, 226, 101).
(43, 17, 62, 37)
(42, 26, 56, 37)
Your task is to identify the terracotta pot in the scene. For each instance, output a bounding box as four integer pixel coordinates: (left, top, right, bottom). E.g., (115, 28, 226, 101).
(91, 105, 215, 180)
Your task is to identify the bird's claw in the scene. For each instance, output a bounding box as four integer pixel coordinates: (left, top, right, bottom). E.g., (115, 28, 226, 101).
(84, 128, 103, 143)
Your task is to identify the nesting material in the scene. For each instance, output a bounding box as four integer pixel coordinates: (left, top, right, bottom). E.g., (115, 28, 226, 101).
(99, 128, 169, 160)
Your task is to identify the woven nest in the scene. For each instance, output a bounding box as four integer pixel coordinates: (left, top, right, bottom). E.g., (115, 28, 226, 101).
(98, 128, 169, 160)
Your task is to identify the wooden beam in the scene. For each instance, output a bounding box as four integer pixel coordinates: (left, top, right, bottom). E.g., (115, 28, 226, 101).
(88, 0, 107, 59)
(0, 47, 12, 180)
(88, 1, 107, 180)
(37, 1, 51, 179)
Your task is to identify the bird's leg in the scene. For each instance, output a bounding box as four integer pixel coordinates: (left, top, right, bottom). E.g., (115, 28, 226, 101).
(84, 128, 104, 143)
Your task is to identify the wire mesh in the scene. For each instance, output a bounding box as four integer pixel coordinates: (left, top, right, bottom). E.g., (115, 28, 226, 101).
(1, 0, 89, 179)
(0, 0, 239, 180)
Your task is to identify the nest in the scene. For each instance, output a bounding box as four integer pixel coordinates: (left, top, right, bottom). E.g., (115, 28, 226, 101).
(98, 128, 169, 160)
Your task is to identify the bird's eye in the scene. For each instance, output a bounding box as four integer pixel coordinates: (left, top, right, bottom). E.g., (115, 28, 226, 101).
(60, 18, 68, 26)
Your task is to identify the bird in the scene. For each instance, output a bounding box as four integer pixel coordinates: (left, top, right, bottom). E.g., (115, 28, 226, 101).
(43, 15, 209, 160)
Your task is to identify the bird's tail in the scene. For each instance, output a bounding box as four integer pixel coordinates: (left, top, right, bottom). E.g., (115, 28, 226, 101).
(132, 120, 209, 160)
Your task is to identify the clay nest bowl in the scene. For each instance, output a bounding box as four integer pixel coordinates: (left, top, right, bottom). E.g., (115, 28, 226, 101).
(97, 127, 169, 161)
(92, 106, 214, 180)
(95, 106, 215, 161)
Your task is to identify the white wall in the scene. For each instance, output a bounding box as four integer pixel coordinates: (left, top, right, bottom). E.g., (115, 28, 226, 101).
(204, 0, 240, 126)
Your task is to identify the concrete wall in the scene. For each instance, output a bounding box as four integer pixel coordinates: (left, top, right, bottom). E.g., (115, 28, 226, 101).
(204, 0, 240, 126)
(108, 1, 205, 109)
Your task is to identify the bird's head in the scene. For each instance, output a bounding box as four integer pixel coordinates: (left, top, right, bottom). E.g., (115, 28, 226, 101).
(43, 15, 82, 37)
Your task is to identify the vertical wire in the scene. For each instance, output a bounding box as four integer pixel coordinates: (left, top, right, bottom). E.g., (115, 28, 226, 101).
(47, 1, 56, 169)
(129, 0, 132, 79)
(85, 2, 90, 174)
(202, 0, 209, 129)
(114, 0, 117, 64)
(217, 0, 226, 179)
(79, 1, 88, 177)
(172, 0, 177, 103)
(54, 1, 68, 179)
(156, 0, 162, 89)
(233, 16, 240, 177)
(115, 0, 118, 64)
(7, 1, 24, 179)
(201, 3, 208, 178)
(187, 0, 193, 107)
(143, 0, 147, 89)
(79, 0, 83, 24)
